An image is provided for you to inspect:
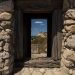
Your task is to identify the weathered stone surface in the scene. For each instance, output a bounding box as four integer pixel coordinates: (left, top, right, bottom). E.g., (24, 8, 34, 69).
(0, 47, 2, 51)
(32, 71, 42, 75)
(64, 20, 75, 25)
(3, 66, 9, 71)
(3, 43, 10, 51)
(53, 68, 70, 75)
(2, 66, 10, 75)
(65, 9, 75, 19)
(5, 29, 12, 34)
(4, 57, 13, 66)
(66, 32, 72, 37)
(70, 25, 75, 33)
(14, 72, 21, 75)
(44, 70, 53, 75)
(0, 26, 3, 32)
(0, 58, 2, 63)
(4, 59, 10, 66)
(0, 32, 11, 43)
(63, 48, 75, 62)
(0, 21, 11, 27)
(2, 51, 10, 59)
(0, 52, 3, 58)
(40, 68, 46, 73)
(60, 67, 70, 75)
(3, 35, 11, 41)
(65, 35, 75, 49)
(0, 8, 13, 75)
(64, 25, 72, 31)
(61, 58, 74, 68)
(29, 68, 34, 73)
(3, 65, 13, 74)
(21, 68, 31, 75)
(0, 62, 4, 68)
(0, 41, 4, 47)
(64, 25, 75, 33)
(0, 12, 12, 20)
(72, 70, 75, 75)
(69, 69, 73, 75)
(62, 29, 66, 33)
(64, 36, 67, 41)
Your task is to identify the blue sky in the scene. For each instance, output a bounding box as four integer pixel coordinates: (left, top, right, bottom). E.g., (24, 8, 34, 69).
(31, 19, 47, 36)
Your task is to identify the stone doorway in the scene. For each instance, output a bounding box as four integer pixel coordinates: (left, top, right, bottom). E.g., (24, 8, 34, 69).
(14, 0, 63, 68)
(23, 13, 52, 60)
(14, 0, 63, 62)
(14, 9, 63, 68)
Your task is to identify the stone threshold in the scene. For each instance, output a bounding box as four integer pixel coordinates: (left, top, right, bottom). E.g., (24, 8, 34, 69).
(24, 57, 60, 68)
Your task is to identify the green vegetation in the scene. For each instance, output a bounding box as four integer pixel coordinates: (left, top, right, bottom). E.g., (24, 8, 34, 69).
(31, 36, 37, 40)
(31, 36, 47, 53)
(32, 36, 46, 44)
(31, 32, 47, 53)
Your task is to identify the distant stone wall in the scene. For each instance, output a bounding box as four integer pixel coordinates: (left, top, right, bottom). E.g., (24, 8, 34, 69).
(0, 0, 14, 75)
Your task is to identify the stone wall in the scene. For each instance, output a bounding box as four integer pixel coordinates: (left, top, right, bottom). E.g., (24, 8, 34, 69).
(15, 0, 75, 75)
(14, 9, 75, 75)
(1, 0, 75, 75)
(0, 0, 14, 75)
(61, 9, 75, 75)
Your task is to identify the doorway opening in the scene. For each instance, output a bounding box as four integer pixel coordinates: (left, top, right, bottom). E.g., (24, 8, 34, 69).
(23, 13, 52, 60)
(31, 19, 47, 59)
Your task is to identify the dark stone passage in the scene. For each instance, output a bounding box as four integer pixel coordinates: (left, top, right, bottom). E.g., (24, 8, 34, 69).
(23, 13, 53, 61)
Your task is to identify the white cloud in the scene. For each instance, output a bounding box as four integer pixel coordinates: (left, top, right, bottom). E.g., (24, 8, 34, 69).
(34, 21, 43, 24)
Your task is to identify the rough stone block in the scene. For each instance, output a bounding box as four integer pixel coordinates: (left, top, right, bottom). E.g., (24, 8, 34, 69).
(0, 52, 3, 58)
(32, 71, 42, 75)
(0, 62, 4, 68)
(73, 70, 75, 75)
(2, 66, 10, 75)
(21, 68, 31, 75)
(64, 25, 72, 31)
(61, 58, 74, 68)
(44, 70, 53, 75)
(0, 26, 3, 32)
(65, 35, 75, 49)
(3, 43, 10, 51)
(5, 29, 12, 34)
(53, 69, 63, 75)
(2, 51, 10, 59)
(64, 20, 75, 25)
(40, 68, 46, 73)
(70, 25, 75, 33)
(3, 35, 10, 41)
(65, 9, 75, 19)
(0, 12, 12, 20)
(0, 47, 2, 51)
(60, 67, 70, 75)
(4, 56, 13, 66)
(0, 58, 2, 63)
(0, 41, 4, 47)
(63, 48, 75, 62)
(0, 21, 11, 27)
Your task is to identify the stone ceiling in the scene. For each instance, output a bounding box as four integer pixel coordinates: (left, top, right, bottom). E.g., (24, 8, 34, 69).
(15, 0, 63, 13)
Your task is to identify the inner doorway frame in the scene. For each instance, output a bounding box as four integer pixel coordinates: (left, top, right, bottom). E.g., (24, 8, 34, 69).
(14, 8, 63, 68)
(23, 13, 52, 60)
